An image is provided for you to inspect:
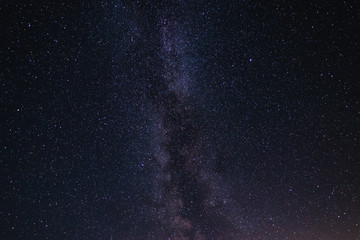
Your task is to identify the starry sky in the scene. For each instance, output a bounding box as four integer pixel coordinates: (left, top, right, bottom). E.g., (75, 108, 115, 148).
(1, 1, 360, 239)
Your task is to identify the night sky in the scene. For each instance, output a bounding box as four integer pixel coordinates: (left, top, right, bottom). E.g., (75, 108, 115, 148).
(1, 1, 360, 239)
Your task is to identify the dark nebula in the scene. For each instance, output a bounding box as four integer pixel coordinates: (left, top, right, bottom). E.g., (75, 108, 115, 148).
(1, 1, 360, 240)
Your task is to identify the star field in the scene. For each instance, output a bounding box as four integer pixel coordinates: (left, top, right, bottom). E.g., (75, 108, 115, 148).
(1, 1, 360, 239)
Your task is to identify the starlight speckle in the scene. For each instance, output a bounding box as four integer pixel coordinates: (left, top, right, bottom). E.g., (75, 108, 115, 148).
(1, 1, 359, 240)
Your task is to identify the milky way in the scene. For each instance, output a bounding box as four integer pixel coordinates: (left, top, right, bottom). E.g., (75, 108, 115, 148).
(149, 12, 233, 239)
